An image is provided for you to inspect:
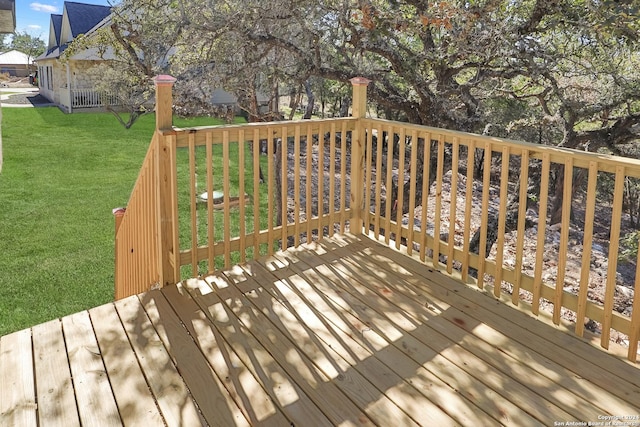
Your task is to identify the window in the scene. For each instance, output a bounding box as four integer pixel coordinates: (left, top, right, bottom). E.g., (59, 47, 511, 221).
(46, 66, 53, 90)
(39, 65, 53, 91)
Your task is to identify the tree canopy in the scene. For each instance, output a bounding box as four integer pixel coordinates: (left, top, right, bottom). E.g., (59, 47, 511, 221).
(90, 0, 640, 153)
(2, 31, 45, 60)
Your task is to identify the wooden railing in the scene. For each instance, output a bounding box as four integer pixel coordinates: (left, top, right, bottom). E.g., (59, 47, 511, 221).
(112, 134, 161, 299)
(113, 120, 359, 295)
(72, 88, 118, 108)
(114, 76, 640, 362)
(360, 118, 640, 362)
(168, 118, 357, 276)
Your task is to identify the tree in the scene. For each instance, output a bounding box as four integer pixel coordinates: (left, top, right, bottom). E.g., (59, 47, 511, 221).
(185, 0, 640, 254)
(170, 0, 313, 121)
(86, 0, 640, 247)
(9, 31, 45, 64)
(86, 63, 155, 129)
(86, 0, 640, 136)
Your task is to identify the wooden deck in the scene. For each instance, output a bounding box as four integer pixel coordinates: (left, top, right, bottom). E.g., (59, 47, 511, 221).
(2, 234, 639, 426)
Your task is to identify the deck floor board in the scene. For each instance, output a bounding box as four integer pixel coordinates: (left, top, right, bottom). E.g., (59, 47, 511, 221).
(2, 234, 639, 426)
(62, 311, 122, 426)
(364, 247, 640, 414)
(348, 236, 640, 405)
(90, 302, 164, 425)
(32, 320, 79, 427)
(141, 289, 251, 426)
(207, 271, 378, 426)
(223, 263, 427, 426)
(0, 329, 37, 427)
(308, 237, 634, 418)
(162, 283, 291, 427)
(114, 295, 205, 427)
(181, 277, 337, 426)
(249, 255, 498, 426)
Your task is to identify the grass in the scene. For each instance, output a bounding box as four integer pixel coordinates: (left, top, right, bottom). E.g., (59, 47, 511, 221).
(0, 107, 228, 336)
(174, 140, 274, 278)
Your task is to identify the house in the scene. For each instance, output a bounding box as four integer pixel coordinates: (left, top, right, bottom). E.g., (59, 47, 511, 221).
(0, 49, 36, 77)
(34, 1, 268, 117)
(35, 1, 112, 112)
(35, 1, 264, 116)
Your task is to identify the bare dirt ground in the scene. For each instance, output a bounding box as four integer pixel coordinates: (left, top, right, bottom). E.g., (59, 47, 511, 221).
(0, 76, 35, 88)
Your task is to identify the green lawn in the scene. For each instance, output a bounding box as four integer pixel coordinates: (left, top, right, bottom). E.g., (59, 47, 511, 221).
(0, 107, 227, 336)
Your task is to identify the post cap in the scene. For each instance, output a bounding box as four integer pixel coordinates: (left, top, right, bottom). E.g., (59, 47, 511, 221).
(152, 75, 177, 86)
(350, 77, 371, 86)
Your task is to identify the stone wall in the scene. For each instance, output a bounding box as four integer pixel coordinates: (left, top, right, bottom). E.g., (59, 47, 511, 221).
(69, 61, 102, 89)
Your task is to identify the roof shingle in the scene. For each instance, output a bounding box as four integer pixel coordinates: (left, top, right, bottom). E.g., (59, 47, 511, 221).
(51, 14, 62, 46)
(64, 1, 111, 38)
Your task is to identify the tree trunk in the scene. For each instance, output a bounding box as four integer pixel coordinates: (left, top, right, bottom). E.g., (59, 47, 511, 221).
(245, 87, 266, 182)
(272, 78, 279, 117)
(288, 86, 300, 121)
(247, 88, 259, 122)
(288, 87, 297, 110)
(474, 147, 484, 179)
(107, 105, 148, 129)
(468, 168, 536, 276)
(549, 163, 588, 226)
(303, 80, 314, 119)
(549, 164, 565, 226)
(339, 95, 350, 117)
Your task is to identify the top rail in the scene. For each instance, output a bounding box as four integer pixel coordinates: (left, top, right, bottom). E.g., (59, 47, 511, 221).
(168, 117, 357, 147)
(363, 118, 640, 177)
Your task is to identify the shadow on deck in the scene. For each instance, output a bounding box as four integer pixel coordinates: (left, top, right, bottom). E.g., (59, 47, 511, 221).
(2, 234, 639, 426)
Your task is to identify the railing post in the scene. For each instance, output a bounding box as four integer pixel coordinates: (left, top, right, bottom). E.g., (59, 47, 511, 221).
(153, 75, 180, 288)
(112, 207, 126, 298)
(349, 77, 370, 236)
(66, 63, 73, 113)
(153, 75, 177, 131)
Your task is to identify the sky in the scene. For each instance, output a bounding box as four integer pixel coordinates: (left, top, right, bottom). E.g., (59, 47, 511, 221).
(15, 0, 113, 42)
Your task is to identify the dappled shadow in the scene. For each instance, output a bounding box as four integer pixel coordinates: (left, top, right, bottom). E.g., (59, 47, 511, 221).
(160, 235, 640, 425)
(6, 235, 640, 425)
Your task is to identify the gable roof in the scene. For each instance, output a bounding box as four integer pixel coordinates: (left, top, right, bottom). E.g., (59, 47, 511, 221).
(49, 14, 63, 48)
(64, 2, 111, 39)
(38, 1, 112, 61)
(0, 49, 33, 65)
